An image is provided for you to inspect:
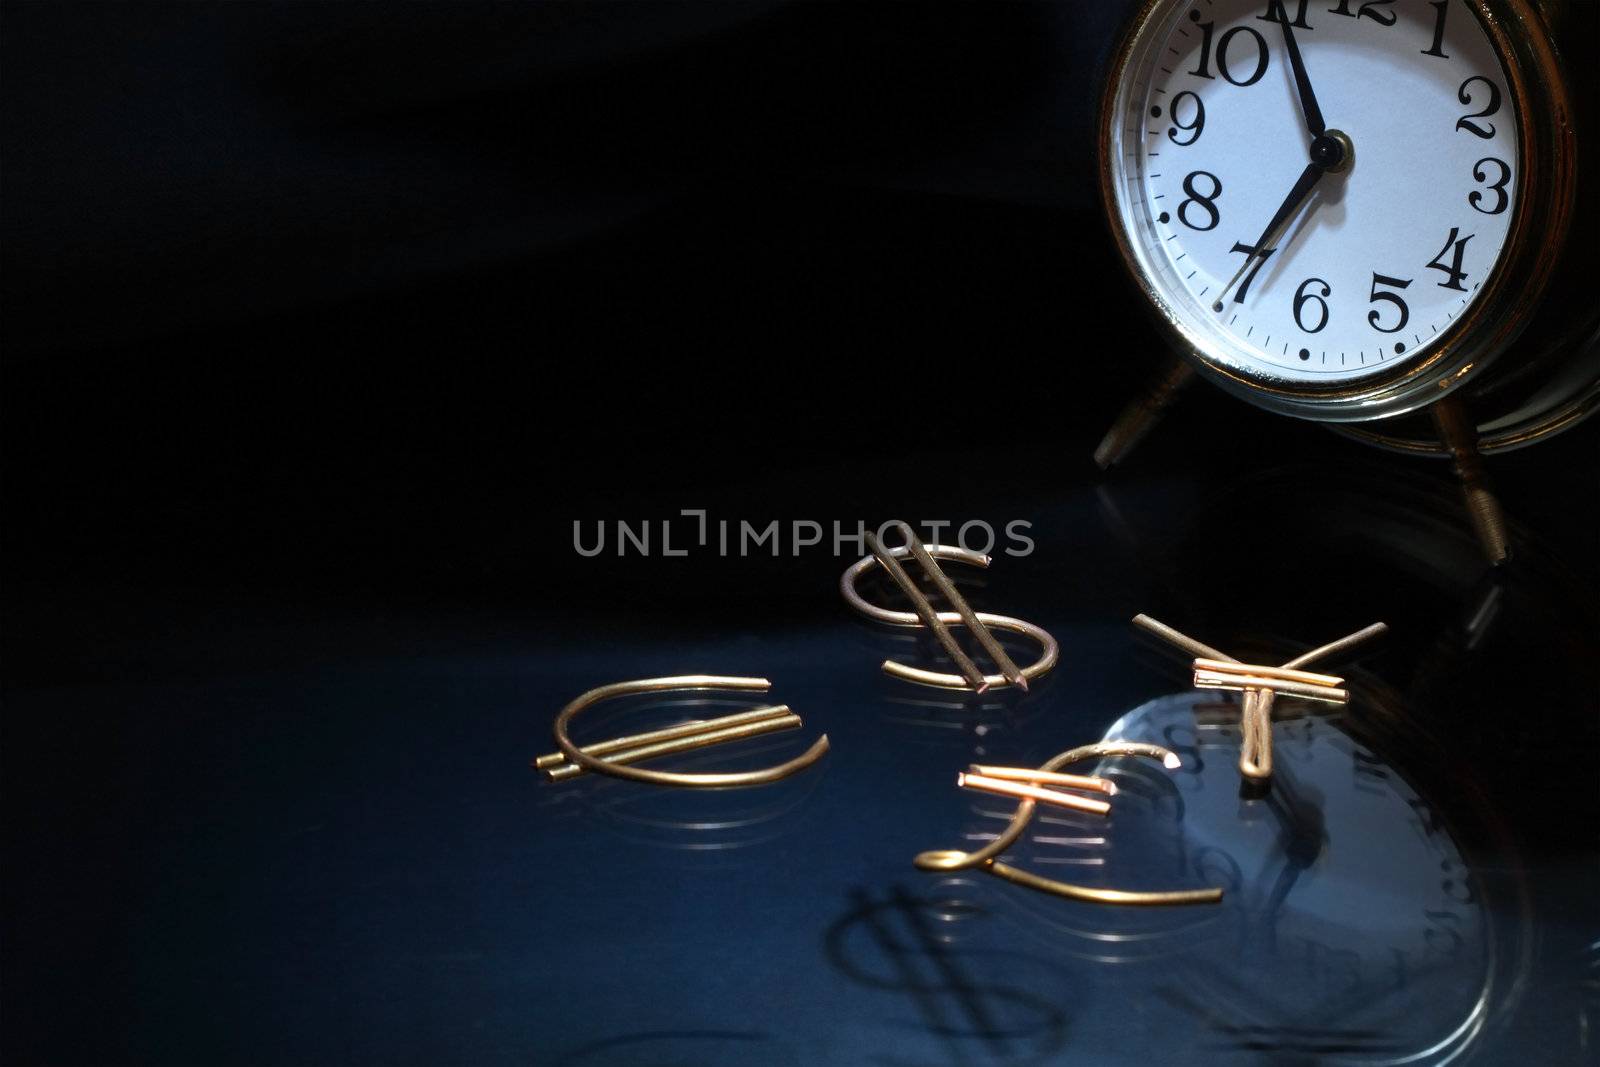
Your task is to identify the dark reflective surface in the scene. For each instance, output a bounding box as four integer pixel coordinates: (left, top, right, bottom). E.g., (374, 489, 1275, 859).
(7, 423, 1596, 1066)
(5, 6, 1597, 1060)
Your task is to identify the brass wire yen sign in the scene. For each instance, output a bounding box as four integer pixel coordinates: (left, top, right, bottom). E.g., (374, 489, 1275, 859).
(1133, 614, 1388, 781)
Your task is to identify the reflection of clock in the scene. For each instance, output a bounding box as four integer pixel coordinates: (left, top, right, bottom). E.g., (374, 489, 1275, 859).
(1085, 690, 1528, 1064)
(1094, 0, 1595, 562)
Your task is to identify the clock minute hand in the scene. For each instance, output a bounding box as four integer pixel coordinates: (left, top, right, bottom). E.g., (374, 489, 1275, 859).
(1275, 1, 1325, 136)
(1211, 161, 1323, 311)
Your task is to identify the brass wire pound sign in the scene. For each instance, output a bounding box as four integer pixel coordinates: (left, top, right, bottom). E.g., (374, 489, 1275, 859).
(914, 742, 1223, 906)
(840, 522, 1058, 692)
(1133, 615, 1388, 781)
(536, 675, 830, 787)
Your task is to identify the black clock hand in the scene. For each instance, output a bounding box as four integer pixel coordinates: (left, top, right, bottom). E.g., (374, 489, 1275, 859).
(1274, 0, 1325, 137)
(1212, 160, 1323, 311)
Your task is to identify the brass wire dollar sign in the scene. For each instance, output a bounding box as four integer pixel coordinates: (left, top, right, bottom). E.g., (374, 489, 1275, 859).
(840, 521, 1058, 692)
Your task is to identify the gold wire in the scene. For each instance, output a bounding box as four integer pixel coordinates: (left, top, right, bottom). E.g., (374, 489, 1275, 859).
(1191, 658, 1343, 688)
(534, 706, 794, 770)
(543, 712, 801, 782)
(1282, 622, 1389, 669)
(1250, 691, 1275, 778)
(1131, 613, 1231, 662)
(965, 765, 1116, 795)
(864, 530, 988, 690)
(886, 521, 1028, 690)
(1193, 669, 1349, 704)
(1135, 616, 1386, 782)
(1238, 689, 1274, 780)
(983, 860, 1224, 906)
(914, 741, 1223, 907)
(842, 542, 1058, 691)
(956, 773, 1111, 816)
(548, 676, 829, 788)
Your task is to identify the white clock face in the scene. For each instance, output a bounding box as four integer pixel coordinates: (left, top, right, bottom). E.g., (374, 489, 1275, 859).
(1108, 0, 1520, 385)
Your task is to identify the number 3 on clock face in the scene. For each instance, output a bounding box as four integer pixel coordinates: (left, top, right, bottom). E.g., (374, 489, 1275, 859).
(1098, 0, 1557, 405)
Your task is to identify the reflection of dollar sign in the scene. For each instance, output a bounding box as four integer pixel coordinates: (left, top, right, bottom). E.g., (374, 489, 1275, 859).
(841, 523, 1058, 691)
(825, 887, 1071, 1066)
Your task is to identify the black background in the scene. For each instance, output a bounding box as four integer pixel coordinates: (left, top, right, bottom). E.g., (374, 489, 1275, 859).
(4, 3, 1598, 1065)
(4, 1, 1595, 634)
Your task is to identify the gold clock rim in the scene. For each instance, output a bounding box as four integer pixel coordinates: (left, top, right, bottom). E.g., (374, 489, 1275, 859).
(1334, 370, 1599, 454)
(1096, 0, 1579, 424)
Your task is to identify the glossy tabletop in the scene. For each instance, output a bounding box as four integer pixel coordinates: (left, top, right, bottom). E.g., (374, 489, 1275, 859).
(7, 418, 1597, 1067)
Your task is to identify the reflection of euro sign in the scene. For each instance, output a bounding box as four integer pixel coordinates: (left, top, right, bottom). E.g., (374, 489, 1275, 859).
(840, 523, 1057, 692)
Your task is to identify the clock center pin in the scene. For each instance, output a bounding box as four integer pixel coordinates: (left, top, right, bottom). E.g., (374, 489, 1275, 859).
(1312, 129, 1354, 174)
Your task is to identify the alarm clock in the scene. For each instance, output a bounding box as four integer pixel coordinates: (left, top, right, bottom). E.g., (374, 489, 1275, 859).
(1094, 0, 1594, 563)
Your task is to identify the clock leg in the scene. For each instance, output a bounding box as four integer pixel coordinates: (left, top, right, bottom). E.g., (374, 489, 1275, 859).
(1432, 397, 1512, 565)
(1093, 358, 1194, 470)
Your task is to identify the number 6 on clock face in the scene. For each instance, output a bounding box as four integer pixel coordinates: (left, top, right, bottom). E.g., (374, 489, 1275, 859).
(1098, 0, 1575, 421)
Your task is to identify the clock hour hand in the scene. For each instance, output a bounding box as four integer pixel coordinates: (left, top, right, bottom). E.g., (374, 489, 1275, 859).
(1274, 0, 1325, 137)
(1212, 160, 1322, 311)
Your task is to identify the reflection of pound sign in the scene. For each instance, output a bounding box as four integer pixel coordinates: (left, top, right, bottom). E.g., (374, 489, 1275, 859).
(841, 521, 1058, 692)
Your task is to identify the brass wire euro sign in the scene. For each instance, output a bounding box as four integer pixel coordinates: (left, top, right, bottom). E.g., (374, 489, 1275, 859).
(536, 676, 829, 787)
(914, 742, 1224, 907)
(840, 522, 1058, 692)
(1133, 615, 1387, 781)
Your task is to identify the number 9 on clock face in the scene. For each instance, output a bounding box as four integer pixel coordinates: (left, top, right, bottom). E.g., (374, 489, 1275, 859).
(1098, 0, 1571, 418)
